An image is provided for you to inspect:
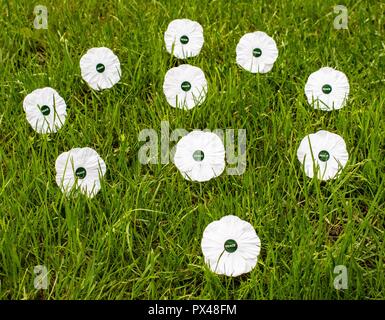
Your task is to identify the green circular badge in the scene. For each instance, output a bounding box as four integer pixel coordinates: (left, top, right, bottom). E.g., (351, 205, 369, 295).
(75, 167, 87, 179)
(224, 239, 238, 253)
(322, 84, 332, 94)
(193, 150, 204, 161)
(96, 63, 105, 73)
(318, 150, 330, 162)
(180, 35, 189, 44)
(40, 105, 50, 116)
(252, 48, 262, 58)
(181, 81, 192, 92)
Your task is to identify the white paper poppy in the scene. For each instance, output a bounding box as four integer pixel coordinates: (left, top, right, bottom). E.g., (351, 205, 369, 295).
(201, 215, 261, 277)
(55, 147, 107, 198)
(163, 64, 207, 110)
(173, 131, 225, 182)
(304, 67, 350, 111)
(164, 19, 204, 59)
(297, 130, 349, 181)
(23, 87, 67, 134)
(236, 31, 279, 73)
(80, 47, 121, 90)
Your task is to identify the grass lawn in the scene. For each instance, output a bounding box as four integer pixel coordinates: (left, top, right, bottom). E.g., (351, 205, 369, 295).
(0, 0, 384, 299)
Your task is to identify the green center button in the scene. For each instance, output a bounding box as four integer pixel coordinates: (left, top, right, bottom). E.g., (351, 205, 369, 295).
(96, 63, 105, 73)
(318, 150, 330, 162)
(253, 48, 262, 57)
(224, 239, 238, 253)
(181, 81, 192, 91)
(322, 84, 332, 94)
(180, 35, 189, 44)
(193, 150, 204, 161)
(40, 105, 50, 116)
(75, 167, 87, 179)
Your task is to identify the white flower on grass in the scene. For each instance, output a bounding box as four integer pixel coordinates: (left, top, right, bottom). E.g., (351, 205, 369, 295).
(297, 130, 349, 181)
(236, 31, 278, 73)
(163, 64, 207, 110)
(173, 131, 225, 182)
(55, 147, 107, 198)
(304, 67, 350, 111)
(23, 87, 67, 134)
(201, 215, 261, 277)
(164, 19, 204, 59)
(80, 47, 121, 90)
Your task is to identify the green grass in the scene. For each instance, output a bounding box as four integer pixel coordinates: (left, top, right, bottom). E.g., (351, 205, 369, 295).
(1, 0, 385, 299)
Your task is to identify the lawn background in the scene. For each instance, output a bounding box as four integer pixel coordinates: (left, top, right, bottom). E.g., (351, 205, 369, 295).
(0, 0, 384, 299)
